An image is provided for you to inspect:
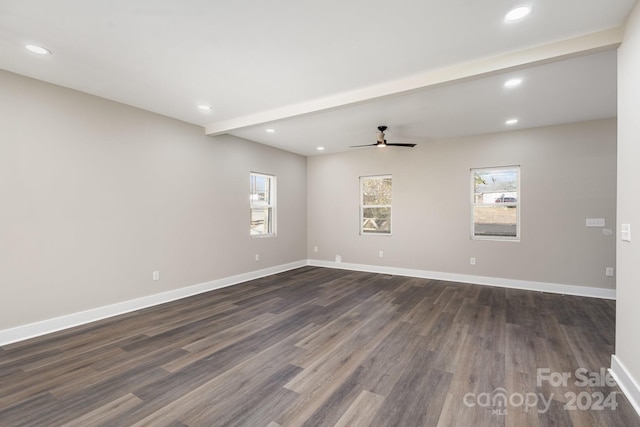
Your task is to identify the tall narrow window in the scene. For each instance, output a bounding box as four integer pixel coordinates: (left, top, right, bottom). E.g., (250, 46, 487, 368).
(471, 166, 520, 240)
(360, 175, 392, 235)
(250, 172, 276, 236)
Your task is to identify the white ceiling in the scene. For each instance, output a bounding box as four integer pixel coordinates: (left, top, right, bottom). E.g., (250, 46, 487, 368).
(0, 0, 636, 156)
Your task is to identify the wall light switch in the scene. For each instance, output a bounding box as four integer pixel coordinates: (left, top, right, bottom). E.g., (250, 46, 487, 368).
(152, 271, 160, 281)
(470, 257, 476, 265)
(621, 224, 631, 242)
(605, 267, 614, 277)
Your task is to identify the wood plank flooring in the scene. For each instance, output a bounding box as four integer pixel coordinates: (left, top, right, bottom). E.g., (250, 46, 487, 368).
(1, 267, 638, 426)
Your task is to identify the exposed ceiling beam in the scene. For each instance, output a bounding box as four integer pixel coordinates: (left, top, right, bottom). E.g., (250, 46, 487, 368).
(205, 27, 623, 136)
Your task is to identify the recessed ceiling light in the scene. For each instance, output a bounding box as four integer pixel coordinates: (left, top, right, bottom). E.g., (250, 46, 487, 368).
(317, 146, 325, 151)
(266, 128, 276, 133)
(505, 118, 519, 125)
(504, 6, 532, 23)
(197, 104, 212, 111)
(504, 78, 523, 88)
(25, 44, 52, 55)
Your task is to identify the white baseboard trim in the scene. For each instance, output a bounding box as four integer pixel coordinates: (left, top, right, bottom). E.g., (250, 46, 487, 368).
(1, 259, 615, 347)
(610, 355, 640, 417)
(0, 260, 307, 346)
(307, 259, 616, 300)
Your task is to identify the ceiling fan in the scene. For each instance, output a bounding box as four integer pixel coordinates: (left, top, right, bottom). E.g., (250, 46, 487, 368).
(350, 126, 416, 148)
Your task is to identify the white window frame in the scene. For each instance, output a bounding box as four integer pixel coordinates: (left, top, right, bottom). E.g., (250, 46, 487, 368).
(250, 172, 276, 237)
(470, 166, 520, 241)
(360, 174, 392, 235)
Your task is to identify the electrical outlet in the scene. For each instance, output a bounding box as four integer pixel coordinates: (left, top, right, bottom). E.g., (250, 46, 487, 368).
(470, 257, 476, 265)
(379, 250, 384, 258)
(255, 254, 260, 262)
(605, 267, 614, 277)
(152, 271, 160, 281)
(314, 246, 318, 253)
(335, 254, 342, 263)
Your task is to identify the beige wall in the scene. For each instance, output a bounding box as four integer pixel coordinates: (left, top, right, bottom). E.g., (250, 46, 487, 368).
(616, 0, 640, 390)
(0, 70, 307, 330)
(0, 61, 622, 339)
(308, 119, 617, 289)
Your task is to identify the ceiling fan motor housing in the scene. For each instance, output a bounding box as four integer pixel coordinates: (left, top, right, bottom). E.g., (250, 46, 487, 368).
(377, 125, 387, 144)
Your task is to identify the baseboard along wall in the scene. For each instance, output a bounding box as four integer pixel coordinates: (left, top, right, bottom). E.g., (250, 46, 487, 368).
(307, 259, 616, 300)
(0, 259, 616, 347)
(610, 355, 640, 418)
(0, 260, 307, 346)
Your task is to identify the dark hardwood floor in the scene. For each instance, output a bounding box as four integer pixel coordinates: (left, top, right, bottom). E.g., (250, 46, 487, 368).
(1, 267, 638, 426)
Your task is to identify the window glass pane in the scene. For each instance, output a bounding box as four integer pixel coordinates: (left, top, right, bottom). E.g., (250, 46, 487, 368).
(473, 169, 518, 204)
(473, 205, 517, 237)
(250, 208, 272, 235)
(363, 177, 392, 205)
(362, 207, 391, 234)
(250, 174, 271, 206)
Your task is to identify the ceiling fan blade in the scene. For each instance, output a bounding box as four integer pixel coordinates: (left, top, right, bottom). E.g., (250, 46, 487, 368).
(349, 143, 379, 148)
(386, 143, 416, 147)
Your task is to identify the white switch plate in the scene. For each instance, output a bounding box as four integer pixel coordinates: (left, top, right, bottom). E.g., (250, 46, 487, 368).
(605, 267, 614, 277)
(470, 257, 476, 265)
(586, 218, 605, 227)
(621, 224, 631, 242)
(335, 254, 342, 263)
(255, 254, 260, 261)
(379, 250, 384, 258)
(152, 271, 160, 281)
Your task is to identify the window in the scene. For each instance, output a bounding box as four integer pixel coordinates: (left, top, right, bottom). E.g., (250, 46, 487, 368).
(360, 175, 392, 234)
(250, 172, 275, 236)
(471, 166, 520, 240)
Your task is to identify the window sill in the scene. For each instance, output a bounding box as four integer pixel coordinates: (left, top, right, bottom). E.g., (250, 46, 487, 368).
(472, 236, 520, 242)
